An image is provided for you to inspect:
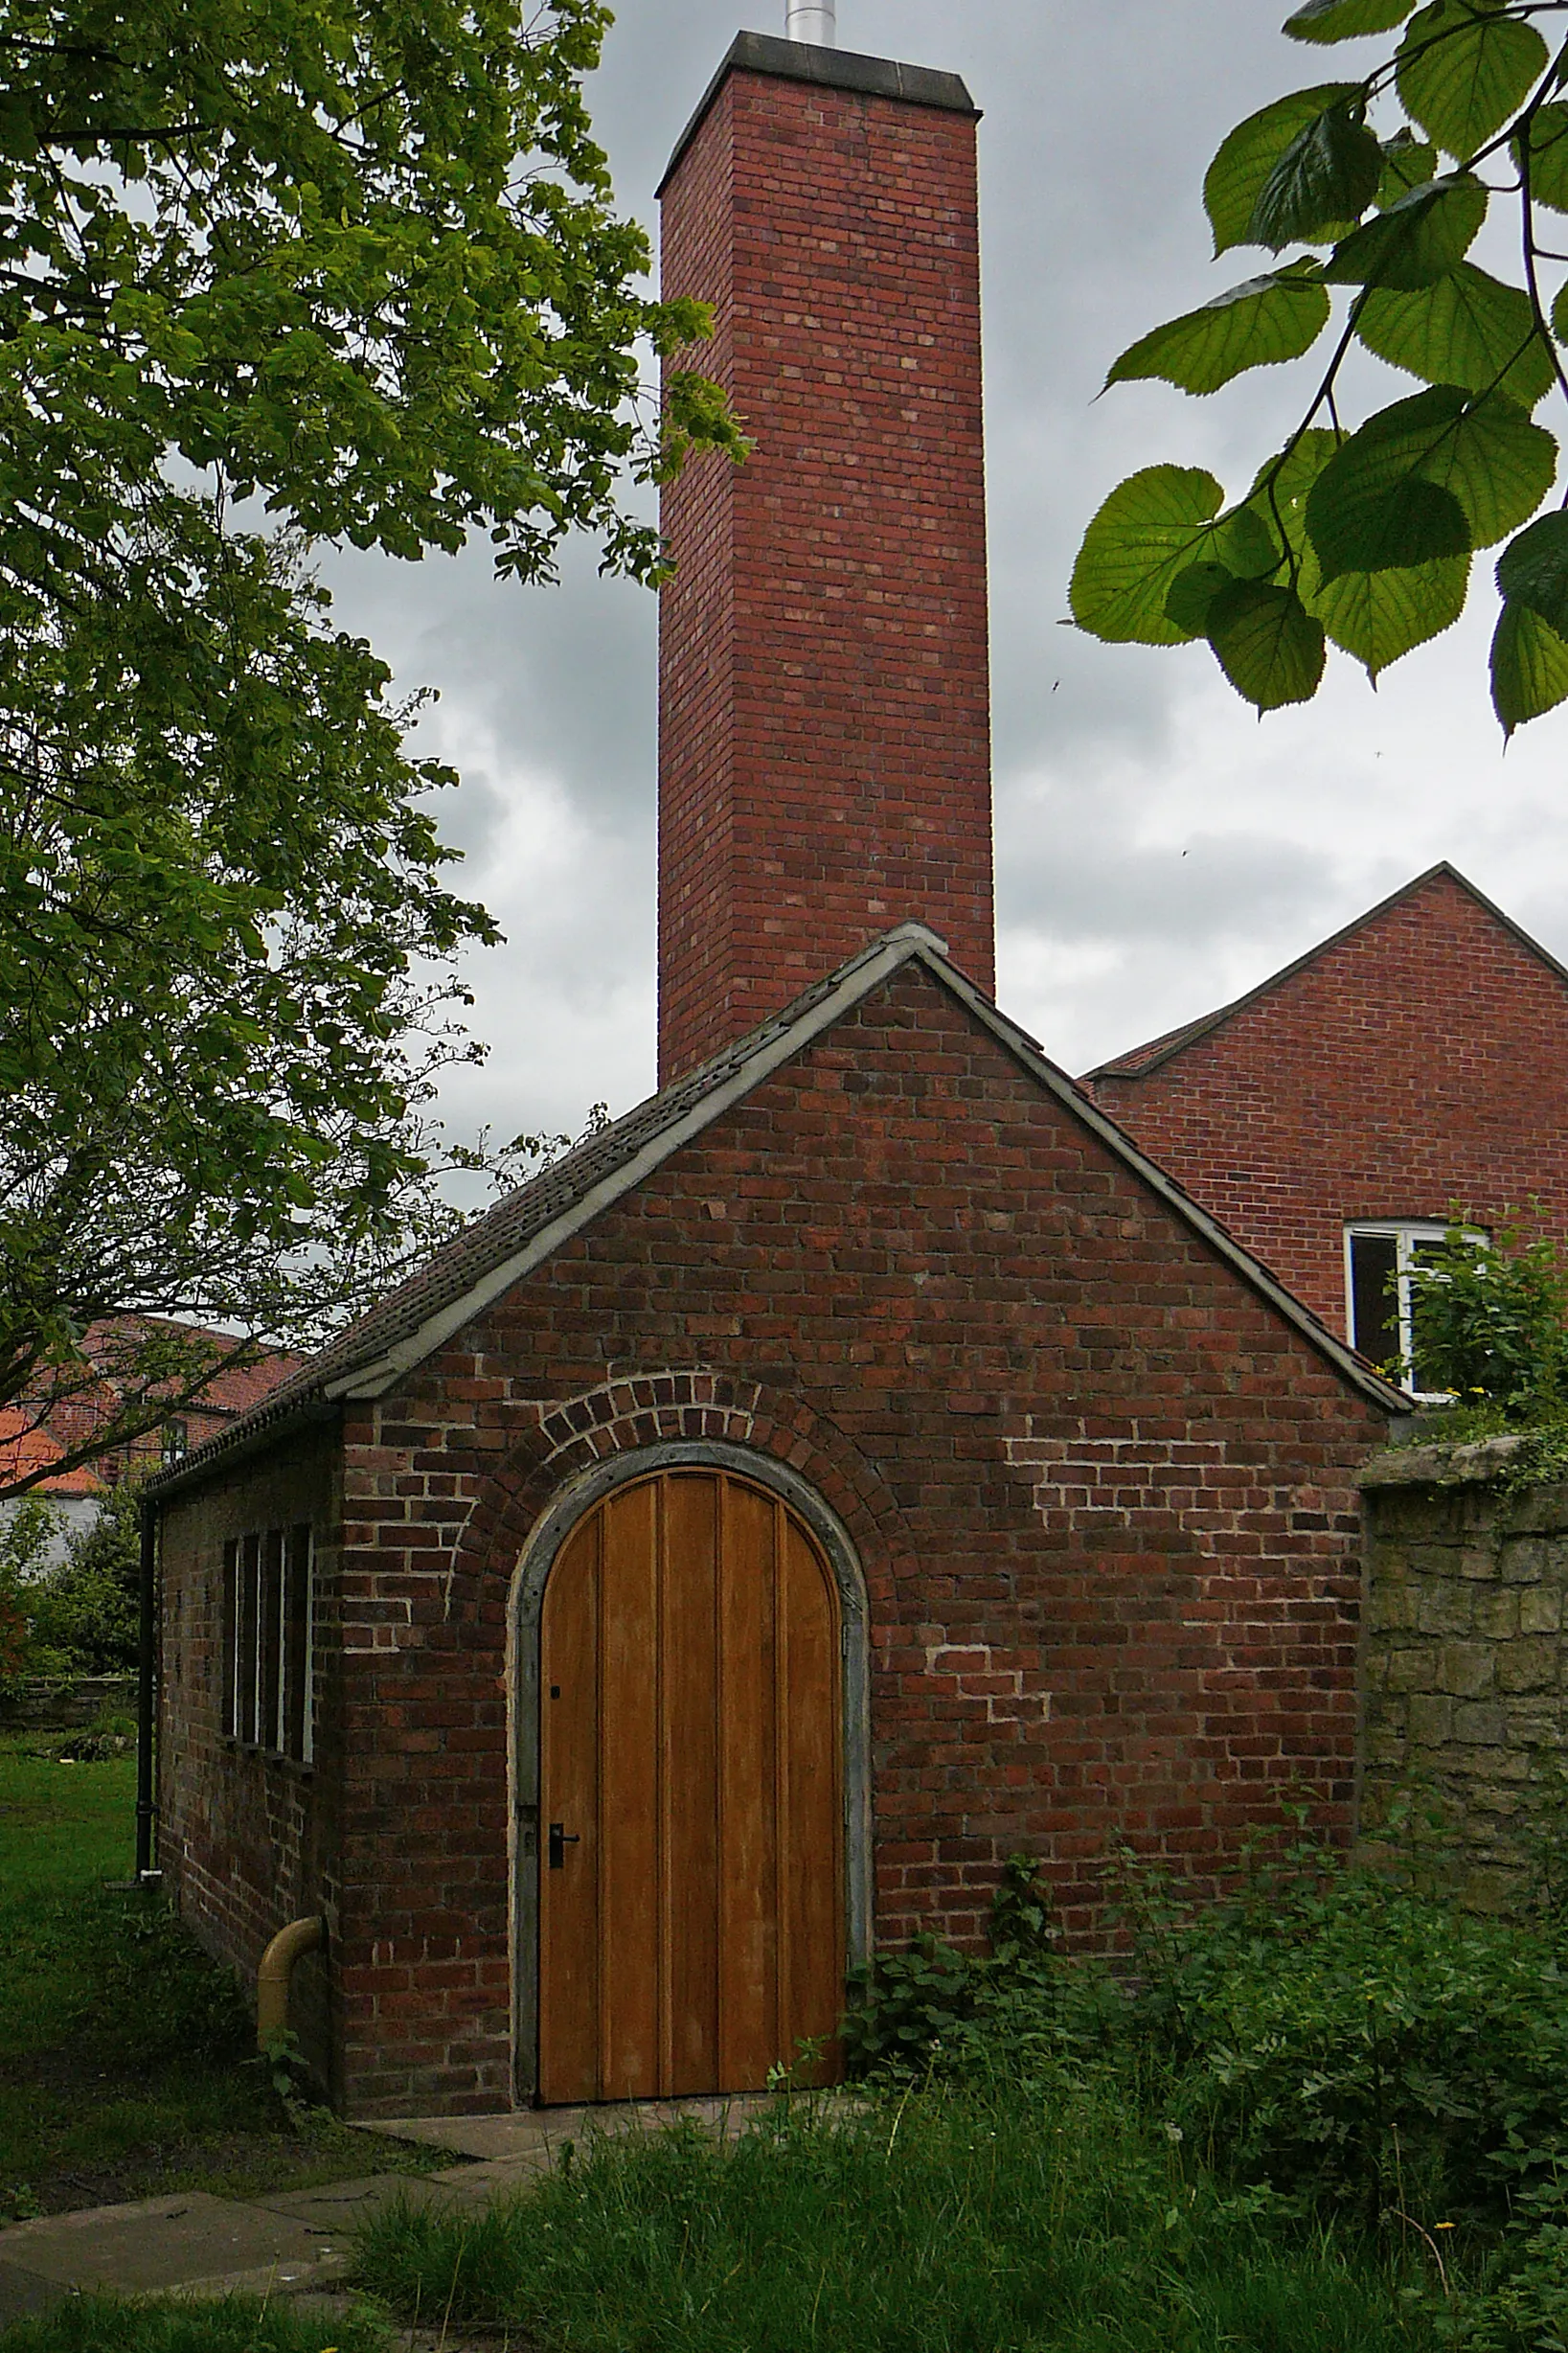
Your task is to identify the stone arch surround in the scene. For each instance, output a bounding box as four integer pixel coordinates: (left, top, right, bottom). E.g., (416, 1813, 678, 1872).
(505, 1435, 876, 2100)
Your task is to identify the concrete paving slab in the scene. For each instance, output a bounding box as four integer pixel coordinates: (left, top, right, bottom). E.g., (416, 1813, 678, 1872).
(0, 2189, 342, 2294)
(247, 2172, 487, 2227)
(358, 2092, 775, 2162)
(0, 2257, 66, 2329)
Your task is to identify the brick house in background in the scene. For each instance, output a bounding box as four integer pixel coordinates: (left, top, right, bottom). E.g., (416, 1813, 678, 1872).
(0, 1324, 299, 1560)
(1082, 864, 1568, 1392)
(147, 28, 1405, 2123)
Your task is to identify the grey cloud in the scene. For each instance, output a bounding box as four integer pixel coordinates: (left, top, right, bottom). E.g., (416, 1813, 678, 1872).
(304, 1, 1568, 1152)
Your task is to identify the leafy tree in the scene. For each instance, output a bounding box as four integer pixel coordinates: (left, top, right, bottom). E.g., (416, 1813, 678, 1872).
(0, 1, 741, 1490)
(1072, 0, 1568, 731)
(25, 1478, 142, 1675)
(1406, 1215, 1568, 1410)
(0, 1494, 69, 1685)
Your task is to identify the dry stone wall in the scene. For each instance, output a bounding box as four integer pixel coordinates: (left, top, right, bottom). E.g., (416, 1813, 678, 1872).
(1359, 1436, 1568, 1908)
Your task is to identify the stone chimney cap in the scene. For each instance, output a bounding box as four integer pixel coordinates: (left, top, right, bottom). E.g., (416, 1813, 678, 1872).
(657, 31, 979, 197)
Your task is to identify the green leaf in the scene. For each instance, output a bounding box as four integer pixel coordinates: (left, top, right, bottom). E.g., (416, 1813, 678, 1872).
(1238, 431, 1466, 674)
(1205, 581, 1328, 708)
(1495, 509, 1568, 631)
(1306, 385, 1556, 578)
(1310, 468, 1471, 577)
(1397, 0, 1549, 160)
(1166, 560, 1242, 633)
(1357, 263, 1555, 407)
(1286, 0, 1419, 39)
(1376, 129, 1440, 204)
(1105, 266, 1330, 396)
(1204, 84, 1363, 254)
(1516, 102, 1568, 213)
(1313, 553, 1469, 672)
(1321, 171, 1486, 286)
(1070, 468, 1278, 646)
(1250, 102, 1385, 248)
(1491, 598, 1568, 733)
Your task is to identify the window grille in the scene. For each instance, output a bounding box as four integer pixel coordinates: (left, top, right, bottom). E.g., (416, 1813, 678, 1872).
(222, 1523, 313, 1763)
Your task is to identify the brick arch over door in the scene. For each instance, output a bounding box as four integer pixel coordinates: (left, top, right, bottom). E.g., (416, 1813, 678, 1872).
(452, 1369, 917, 1623)
(506, 1438, 874, 2103)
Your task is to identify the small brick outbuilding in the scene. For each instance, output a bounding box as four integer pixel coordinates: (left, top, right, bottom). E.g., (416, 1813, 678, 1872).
(150, 926, 1400, 2117)
(147, 26, 1410, 2120)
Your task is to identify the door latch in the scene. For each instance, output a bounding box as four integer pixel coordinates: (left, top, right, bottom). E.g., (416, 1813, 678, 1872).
(548, 1822, 580, 1871)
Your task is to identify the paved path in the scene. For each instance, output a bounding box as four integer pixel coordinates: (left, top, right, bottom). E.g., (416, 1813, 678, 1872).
(0, 2095, 774, 2334)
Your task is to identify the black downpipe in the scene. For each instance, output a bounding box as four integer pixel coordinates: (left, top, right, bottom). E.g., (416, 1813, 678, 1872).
(135, 1496, 160, 1883)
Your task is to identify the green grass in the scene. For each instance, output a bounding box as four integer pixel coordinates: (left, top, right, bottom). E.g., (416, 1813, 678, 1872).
(352, 2092, 1440, 2353)
(0, 2295, 393, 2353)
(0, 1735, 445, 2220)
(0, 1735, 136, 1896)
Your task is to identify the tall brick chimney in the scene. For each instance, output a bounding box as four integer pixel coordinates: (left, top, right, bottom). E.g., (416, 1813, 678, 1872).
(656, 33, 993, 1084)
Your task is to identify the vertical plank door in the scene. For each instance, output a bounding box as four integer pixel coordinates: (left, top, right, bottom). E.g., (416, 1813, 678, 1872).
(536, 1471, 844, 2102)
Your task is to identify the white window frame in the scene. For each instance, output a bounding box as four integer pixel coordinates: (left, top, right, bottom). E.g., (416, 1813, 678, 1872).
(1344, 1221, 1486, 1401)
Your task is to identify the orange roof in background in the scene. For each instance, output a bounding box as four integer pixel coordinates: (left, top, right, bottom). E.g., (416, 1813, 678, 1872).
(0, 1409, 103, 1495)
(0, 1325, 303, 1498)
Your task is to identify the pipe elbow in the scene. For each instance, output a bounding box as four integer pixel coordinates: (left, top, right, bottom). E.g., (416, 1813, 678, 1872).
(257, 1914, 324, 2048)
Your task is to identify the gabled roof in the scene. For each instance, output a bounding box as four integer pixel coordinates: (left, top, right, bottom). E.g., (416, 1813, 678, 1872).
(150, 922, 1406, 1498)
(1083, 862, 1568, 1085)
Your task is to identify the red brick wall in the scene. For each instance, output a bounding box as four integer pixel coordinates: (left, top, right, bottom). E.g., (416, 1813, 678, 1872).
(164, 967, 1391, 2116)
(157, 1431, 339, 2099)
(1086, 870, 1568, 1337)
(657, 60, 994, 1083)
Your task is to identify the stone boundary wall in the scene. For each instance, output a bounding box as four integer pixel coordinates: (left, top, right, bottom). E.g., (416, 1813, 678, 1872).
(0, 1675, 137, 1732)
(1359, 1437, 1568, 1908)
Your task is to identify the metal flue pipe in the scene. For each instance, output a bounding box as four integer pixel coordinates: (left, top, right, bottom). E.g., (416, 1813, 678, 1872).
(785, 1, 836, 43)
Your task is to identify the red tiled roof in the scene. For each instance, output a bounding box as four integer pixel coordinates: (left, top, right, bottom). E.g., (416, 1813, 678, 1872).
(0, 1410, 103, 1495)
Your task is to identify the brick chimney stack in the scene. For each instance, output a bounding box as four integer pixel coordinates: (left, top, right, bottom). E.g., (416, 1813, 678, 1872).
(655, 34, 993, 1084)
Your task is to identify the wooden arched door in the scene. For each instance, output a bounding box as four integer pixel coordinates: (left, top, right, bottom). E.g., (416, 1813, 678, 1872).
(536, 1469, 845, 2104)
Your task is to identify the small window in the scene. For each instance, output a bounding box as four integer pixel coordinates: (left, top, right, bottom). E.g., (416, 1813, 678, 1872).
(162, 1420, 189, 1466)
(1345, 1222, 1484, 1397)
(223, 1523, 313, 1763)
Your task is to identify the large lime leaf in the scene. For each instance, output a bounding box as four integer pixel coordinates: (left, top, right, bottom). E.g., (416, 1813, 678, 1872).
(1286, 0, 1420, 38)
(1377, 128, 1440, 203)
(1250, 103, 1385, 248)
(1491, 597, 1568, 733)
(1495, 509, 1568, 631)
(1245, 428, 1343, 552)
(1313, 553, 1469, 671)
(1321, 172, 1486, 286)
(1071, 468, 1278, 646)
(1357, 263, 1555, 407)
(1246, 429, 1469, 672)
(1165, 560, 1244, 633)
(1105, 267, 1330, 396)
(1205, 580, 1328, 707)
(1397, 0, 1548, 160)
(1516, 103, 1568, 212)
(1307, 385, 1556, 576)
(1205, 84, 1363, 253)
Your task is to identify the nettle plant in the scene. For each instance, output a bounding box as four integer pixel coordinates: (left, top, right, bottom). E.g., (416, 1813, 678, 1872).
(1072, 0, 1568, 730)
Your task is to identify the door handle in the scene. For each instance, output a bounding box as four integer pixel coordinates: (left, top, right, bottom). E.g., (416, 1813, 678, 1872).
(548, 1822, 580, 1871)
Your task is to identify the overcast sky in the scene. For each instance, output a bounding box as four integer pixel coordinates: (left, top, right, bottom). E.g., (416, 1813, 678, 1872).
(320, 1, 1568, 1154)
